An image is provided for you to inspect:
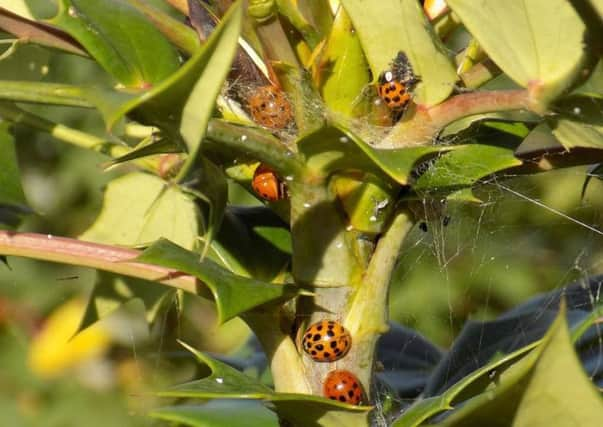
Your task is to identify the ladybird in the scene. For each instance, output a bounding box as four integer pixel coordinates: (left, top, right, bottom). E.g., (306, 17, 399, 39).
(323, 370, 363, 405)
(252, 163, 287, 201)
(302, 320, 352, 362)
(377, 51, 420, 111)
(247, 85, 293, 129)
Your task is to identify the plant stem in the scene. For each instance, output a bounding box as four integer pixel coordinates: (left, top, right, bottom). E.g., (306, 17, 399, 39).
(459, 59, 500, 89)
(244, 312, 312, 394)
(0, 82, 93, 107)
(253, 17, 301, 68)
(0, 102, 160, 171)
(0, 231, 197, 293)
(344, 210, 415, 392)
(379, 89, 532, 148)
(205, 119, 304, 177)
(275, 0, 321, 49)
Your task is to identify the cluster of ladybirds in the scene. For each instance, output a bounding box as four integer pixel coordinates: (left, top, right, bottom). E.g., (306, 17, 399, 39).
(190, 8, 418, 405)
(247, 53, 420, 403)
(250, 51, 419, 203)
(301, 320, 363, 405)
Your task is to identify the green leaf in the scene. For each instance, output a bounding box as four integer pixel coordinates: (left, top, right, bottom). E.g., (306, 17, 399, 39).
(392, 342, 540, 427)
(210, 207, 291, 282)
(79, 172, 200, 249)
(317, 6, 370, 117)
(2, 1, 35, 19)
(590, 0, 603, 18)
(548, 99, 603, 150)
(514, 123, 562, 158)
(297, 126, 376, 175)
(0, 122, 27, 208)
(441, 304, 603, 427)
(108, 137, 180, 167)
(298, 125, 448, 185)
(340, 0, 457, 106)
(440, 111, 540, 138)
(174, 1, 242, 180)
(50, 0, 180, 87)
(447, 0, 587, 107)
(413, 145, 522, 194)
(0, 121, 30, 228)
(150, 401, 279, 427)
(446, 188, 482, 204)
(103, 1, 243, 180)
(276, 0, 321, 49)
(78, 271, 175, 333)
(337, 125, 453, 186)
(0, 7, 87, 55)
(185, 158, 228, 257)
(332, 172, 397, 234)
(161, 342, 274, 398)
(158, 342, 371, 426)
(572, 59, 603, 99)
(126, 0, 200, 55)
(551, 118, 603, 150)
(136, 239, 299, 322)
(582, 163, 603, 199)
(366, 146, 453, 186)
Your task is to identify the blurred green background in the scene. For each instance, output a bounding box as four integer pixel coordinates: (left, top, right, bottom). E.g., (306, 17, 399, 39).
(2, 4, 603, 425)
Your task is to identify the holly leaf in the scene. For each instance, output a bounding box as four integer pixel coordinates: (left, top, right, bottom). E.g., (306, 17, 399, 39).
(413, 145, 522, 195)
(441, 303, 603, 427)
(136, 239, 299, 323)
(0, 122, 30, 228)
(340, 0, 457, 106)
(157, 342, 371, 426)
(79, 172, 200, 249)
(50, 0, 180, 87)
(447, 0, 587, 107)
(150, 401, 279, 427)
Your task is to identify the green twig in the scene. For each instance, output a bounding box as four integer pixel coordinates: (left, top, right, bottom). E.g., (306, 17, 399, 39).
(244, 312, 312, 394)
(205, 119, 304, 177)
(248, 0, 301, 66)
(0, 102, 159, 171)
(276, 0, 321, 49)
(0, 231, 197, 293)
(344, 210, 415, 391)
(380, 89, 532, 148)
(0, 81, 93, 107)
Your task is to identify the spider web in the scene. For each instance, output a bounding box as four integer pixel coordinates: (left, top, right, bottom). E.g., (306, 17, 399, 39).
(380, 146, 603, 423)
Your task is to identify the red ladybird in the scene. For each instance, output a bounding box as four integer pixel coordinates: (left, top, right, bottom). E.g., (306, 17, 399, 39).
(247, 85, 293, 129)
(377, 51, 420, 111)
(302, 320, 352, 362)
(251, 163, 287, 201)
(323, 370, 364, 405)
